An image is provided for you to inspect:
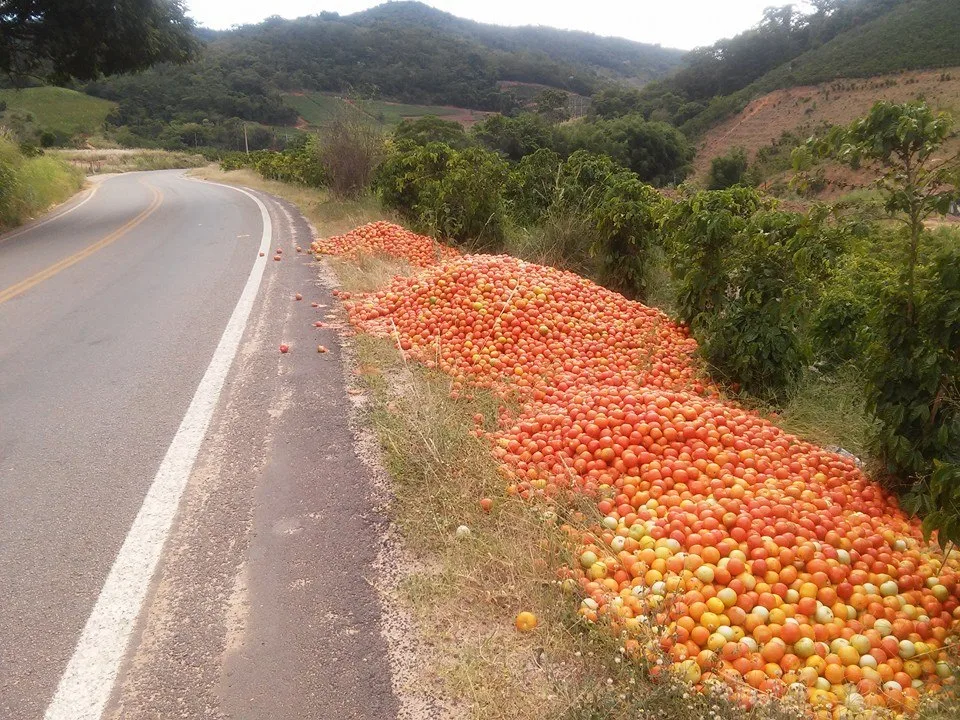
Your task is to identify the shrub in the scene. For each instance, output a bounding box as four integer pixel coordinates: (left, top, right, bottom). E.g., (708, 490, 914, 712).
(318, 120, 384, 198)
(706, 147, 749, 190)
(376, 142, 509, 248)
(661, 186, 771, 325)
(552, 151, 664, 299)
(393, 115, 471, 149)
(504, 148, 562, 226)
(471, 113, 558, 161)
(865, 243, 960, 484)
(563, 114, 693, 186)
(663, 188, 844, 400)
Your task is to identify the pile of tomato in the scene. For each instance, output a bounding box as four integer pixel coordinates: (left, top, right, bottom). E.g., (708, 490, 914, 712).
(324, 225, 959, 717)
(311, 221, 460, 268)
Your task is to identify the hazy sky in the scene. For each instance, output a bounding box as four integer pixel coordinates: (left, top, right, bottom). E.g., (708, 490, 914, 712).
(184, 1, 810, 51)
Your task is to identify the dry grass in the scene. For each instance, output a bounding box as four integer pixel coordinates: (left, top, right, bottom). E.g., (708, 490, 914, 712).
(53, 148, 207, 174)
(189, 166, 395, 236)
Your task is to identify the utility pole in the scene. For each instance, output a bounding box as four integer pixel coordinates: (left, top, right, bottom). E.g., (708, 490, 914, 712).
(243, 123, 249, 155)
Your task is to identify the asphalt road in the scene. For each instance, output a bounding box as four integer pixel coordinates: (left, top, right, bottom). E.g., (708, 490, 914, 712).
(0, 171, 398, 719)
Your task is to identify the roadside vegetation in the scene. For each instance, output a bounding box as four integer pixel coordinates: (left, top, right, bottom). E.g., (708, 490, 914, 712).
(213, 97, 960, 719)
(0, 132, 84, 230)
(55, 148, 207, 175)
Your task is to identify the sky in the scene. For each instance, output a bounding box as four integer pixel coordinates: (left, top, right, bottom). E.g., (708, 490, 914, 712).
(184, 0, 810, 51)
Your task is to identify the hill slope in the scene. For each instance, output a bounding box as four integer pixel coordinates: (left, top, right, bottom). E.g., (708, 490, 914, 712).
(691, 66, 960, 188)
(82, 2, 683, 147)
(634, 0, 959, 137)
(0, 87, 115, 142)
(349, 1, 683, 86)
(748, 0, 960, 95)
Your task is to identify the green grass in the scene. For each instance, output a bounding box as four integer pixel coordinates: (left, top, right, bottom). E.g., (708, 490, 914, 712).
(0, 135, 85, 230)
(283, 91, 463, 129)
(0, 87, 116, 137)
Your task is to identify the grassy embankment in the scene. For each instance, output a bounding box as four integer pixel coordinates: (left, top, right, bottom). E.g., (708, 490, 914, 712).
(0, 134, 85, 231)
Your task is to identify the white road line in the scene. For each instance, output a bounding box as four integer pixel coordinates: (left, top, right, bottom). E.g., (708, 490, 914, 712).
(44, 183, 273, 720)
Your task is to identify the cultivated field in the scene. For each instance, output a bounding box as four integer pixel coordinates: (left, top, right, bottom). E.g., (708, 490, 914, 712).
(283, 91, 492, 128)
(693, 67, 960, 187)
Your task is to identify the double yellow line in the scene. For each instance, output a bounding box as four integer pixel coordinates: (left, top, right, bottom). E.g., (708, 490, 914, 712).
(0, 183, 164, 306)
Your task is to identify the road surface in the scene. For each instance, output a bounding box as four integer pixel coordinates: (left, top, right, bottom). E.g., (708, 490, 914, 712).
(0, 170, 398, 719)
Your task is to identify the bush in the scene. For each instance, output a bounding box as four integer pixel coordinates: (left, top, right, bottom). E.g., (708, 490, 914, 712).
(550, 151, 664, 299)
(504, 148, 562, 226)
(318, 120, 384, 198)
(0, 132, 83, 229)
(471, 113, 559, 161)
(663, 188, 844, 400)
(563, 113, 693, 186)
(864, 242, 960, 483)
(393, 116, 471, 149)
(661, 186, 771, 325)
(706, 147, 750, 189)
(376, 142, 509, 248)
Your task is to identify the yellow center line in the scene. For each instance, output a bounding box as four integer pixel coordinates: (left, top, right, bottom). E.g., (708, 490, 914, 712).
(0, 184, 164, 307)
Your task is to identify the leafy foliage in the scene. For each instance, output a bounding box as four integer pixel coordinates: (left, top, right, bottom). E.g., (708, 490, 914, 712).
(504, 148, 562, 226)
(663, 187, 844, 400)
(471, 113, 558, 161)
(563, 114, 693, 186)
(0, 0, 197, 83)
(660, 187, 772, 325)
(220, 136, 325, 186)
(375, 142, 509, 247)
(393, 116, 472, 149)
(808, 101, 959, 301)
(707, 148, 750, 190)
(541, 151, 664, 299)
(862, 244, 960, 480)
(798, 101, 960, 548)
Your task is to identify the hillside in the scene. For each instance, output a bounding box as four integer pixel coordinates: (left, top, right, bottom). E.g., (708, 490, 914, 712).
(81, 2, 682, 149)
(691, 66, 960, 189)
(283, 92, 493, 129)
(753, 0, 960, 92)
(0, 87, 115, 144)
(635, 0, 960, 138)
(348, 1, 683, 86)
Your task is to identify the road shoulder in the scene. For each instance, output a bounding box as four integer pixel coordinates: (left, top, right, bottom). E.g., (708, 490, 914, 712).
(105, 190, 399, 719)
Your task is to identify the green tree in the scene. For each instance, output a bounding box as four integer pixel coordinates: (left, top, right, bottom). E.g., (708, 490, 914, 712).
(471, 113, 557, 161)
(504, 148, 562, 225)
(1, 0, 197, 82)
(375, 142, 508, 247)
(591, 86, 643, 119)
(808, 101, 960, 312)
(662, 187, 843, 400)
(563, 113, 692, 186)
(533, 88, 570, 123)
(801, 101, 960, 547)
(393, 116, 471, 149)
(707, 147, 750, 190)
